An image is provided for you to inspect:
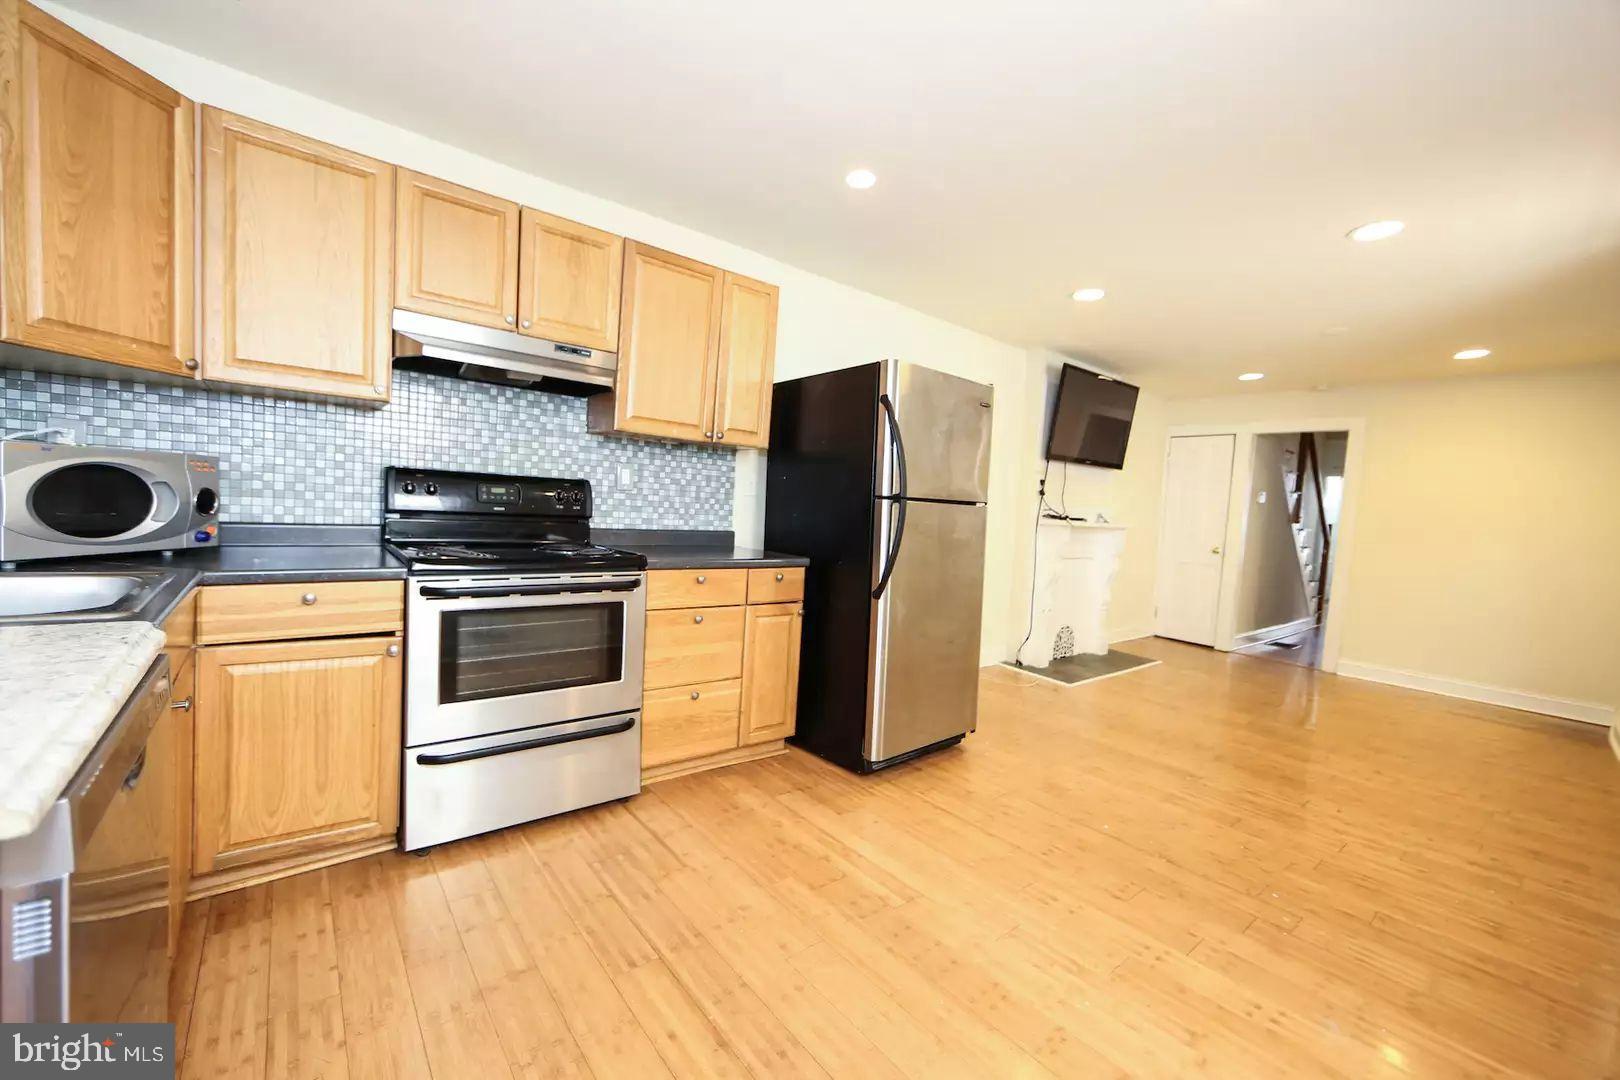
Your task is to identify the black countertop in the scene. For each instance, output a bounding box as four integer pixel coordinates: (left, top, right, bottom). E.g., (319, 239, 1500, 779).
(632, 546, 809, 570)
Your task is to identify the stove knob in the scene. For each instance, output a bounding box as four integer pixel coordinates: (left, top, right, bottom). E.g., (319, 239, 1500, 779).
(401, 481, 416, 494)
(425, 482, 439, 496)
(571, 490, 585, 505)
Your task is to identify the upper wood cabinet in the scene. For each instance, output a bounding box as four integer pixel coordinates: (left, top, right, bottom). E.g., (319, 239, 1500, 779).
(713, 272, 779, 449)
(0, 0, 194, 377)
(589, 242, 779, 447)
(394, 169, 519, 330)
(192, 633, 401, 875)
(518, 207, 623, 351)
(588, 241, 723, 442)
(200, 107, 395, 401)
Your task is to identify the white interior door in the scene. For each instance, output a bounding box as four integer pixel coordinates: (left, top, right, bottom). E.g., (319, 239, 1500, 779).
(1156, 435, 1235, 646)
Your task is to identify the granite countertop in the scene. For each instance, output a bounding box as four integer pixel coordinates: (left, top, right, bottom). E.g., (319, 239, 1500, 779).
(42, 542, 408, 586)
(0, 622, 166, 841)
(632, 546, 810, 570)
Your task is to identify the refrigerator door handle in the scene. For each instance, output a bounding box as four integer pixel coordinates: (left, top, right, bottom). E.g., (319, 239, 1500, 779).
(873, 393, 908, 599)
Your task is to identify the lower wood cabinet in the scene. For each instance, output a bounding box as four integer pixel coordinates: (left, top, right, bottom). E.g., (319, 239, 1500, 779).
(640, 567, 804, 780)
(191, 633, 401, 877)
(740, 603, 803, 746)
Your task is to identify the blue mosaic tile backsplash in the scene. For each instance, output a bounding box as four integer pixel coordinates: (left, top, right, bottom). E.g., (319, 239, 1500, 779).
(0, 367, 735, 528)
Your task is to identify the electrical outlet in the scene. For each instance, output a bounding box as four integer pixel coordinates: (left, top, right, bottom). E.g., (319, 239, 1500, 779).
(616, 465, 636, 488)
(46, 416, 85, 444)
(1257, 490, 1267, 504)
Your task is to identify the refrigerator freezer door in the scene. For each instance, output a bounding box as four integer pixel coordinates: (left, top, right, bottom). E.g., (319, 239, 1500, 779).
(881, 361, 993, 503)
(868, 499, 987, 764)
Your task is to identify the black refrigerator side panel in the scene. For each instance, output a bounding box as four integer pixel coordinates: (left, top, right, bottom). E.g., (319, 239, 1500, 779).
(764, 363, 881, 772)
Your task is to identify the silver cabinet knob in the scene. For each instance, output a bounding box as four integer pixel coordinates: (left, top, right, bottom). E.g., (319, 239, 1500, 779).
(695, 575, 706, 584)
(690, 690, 701, 700)
(775, 572, 784, 582)
(301, 592, 317, 605)
(704, 431, 714, 439)
(170, 697, 192, 712)
(504, 314, 516, 325)
(693, 614, 704, 624)
(521, 319, 532, 329)
(183, 358, 199, 371)
(386, 643, 400, 657)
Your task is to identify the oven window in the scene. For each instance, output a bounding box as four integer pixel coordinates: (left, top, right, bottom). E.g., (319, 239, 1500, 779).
(439, 603, 624, 704)
(31, 464, 154, 538)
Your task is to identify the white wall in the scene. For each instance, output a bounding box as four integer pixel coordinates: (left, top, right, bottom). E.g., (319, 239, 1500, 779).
(1009, 350, 1168, 650)
(1166, 364, 1620, 722)
(42, 3, 1035, 664)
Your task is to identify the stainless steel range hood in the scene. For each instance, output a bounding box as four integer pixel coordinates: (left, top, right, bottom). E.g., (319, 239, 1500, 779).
(392, 309, 616, 395)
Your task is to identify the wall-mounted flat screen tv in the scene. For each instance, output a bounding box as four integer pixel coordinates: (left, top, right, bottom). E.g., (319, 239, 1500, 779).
(1045, 364, 1139, 469)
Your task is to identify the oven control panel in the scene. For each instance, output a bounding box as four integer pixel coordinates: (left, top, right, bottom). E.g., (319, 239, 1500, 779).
(386, 467, 592, 517)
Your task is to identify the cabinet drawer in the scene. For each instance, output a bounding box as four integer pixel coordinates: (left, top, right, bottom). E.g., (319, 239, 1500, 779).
(642, 679, 740, 768)
(747, 567, 804, 604)
(647, 568, 747, 609)
(196, 581, 404, 644)
(644, 606, 744, 689)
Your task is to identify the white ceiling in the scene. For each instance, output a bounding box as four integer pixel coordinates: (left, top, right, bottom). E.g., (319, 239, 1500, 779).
(63, 0, 1620, 395)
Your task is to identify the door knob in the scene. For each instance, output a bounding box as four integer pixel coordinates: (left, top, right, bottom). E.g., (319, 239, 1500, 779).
(695, 575, 706, 584)
(775, 572, 784, 582)
(521, 319, 532, 329)
(302, 592, 318, 605)
(690, 690, 701, 700)
(386, 644, 400, 657)
(1210, 545, 1222, 555)
(693, 614, 704, 624)
(504, 315, 516, 325)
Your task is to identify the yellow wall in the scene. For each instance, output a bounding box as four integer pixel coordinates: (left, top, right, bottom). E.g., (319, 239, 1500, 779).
(1166, 363, 1620, 716)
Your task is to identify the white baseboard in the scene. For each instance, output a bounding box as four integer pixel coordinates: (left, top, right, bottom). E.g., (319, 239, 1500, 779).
(1231, 616, 1317, 651)
(1336, 660, 1615, 727)
(1109, 625, 1157, 646)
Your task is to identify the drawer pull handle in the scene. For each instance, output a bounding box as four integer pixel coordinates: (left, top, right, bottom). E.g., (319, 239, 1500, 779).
(696, 575, 707, 584)
(775, 572, 785, 581)
(387, 644, 400, 657)
(691, 691, 701, 700)
(301, 593, 318, 605)
(693, 614, 704, 624)
(170, 697, 192, 712)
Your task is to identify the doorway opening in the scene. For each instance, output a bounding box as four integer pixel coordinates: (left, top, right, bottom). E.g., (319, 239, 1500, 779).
(1229, 431, 1346, 670)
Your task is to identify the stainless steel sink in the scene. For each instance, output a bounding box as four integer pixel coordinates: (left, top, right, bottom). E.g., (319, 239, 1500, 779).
(0, 573, 166, 622)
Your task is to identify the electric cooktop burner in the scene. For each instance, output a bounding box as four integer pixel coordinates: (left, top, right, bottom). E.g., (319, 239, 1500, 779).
(388, 539, 645, 573)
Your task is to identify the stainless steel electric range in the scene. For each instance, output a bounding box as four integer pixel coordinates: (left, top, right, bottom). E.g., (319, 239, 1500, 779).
(384, 467, 647, 850)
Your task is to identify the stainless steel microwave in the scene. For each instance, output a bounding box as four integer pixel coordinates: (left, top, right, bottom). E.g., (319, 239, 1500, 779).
(0, 443, 220, 562)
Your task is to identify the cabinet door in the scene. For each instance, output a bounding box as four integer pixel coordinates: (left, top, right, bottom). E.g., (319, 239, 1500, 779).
(713, 273, 779, 449)
(200, 107, 395, 401)
(395, 169, 519, 330)
(0, 0, 194, 376)
(643, 679, 741, 768)
(192, 635, 401, 874)
(517, 207, 622, 350)
(740, 602, 802, 746)
(588, 241, 721, 442)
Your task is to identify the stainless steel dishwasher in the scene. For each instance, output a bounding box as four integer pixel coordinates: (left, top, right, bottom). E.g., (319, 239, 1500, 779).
(0, 654, 174, 1022)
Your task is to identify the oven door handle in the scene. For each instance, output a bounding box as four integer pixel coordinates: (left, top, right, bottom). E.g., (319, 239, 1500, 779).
(417, 579, 641, 600)
(414, 716, 637, 766)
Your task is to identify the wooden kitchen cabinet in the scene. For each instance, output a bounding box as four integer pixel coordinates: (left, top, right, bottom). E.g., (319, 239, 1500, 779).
(518, 207, 623, 350)
(200, 107, 395, 401)
(740, 602, 803, 746)
(191, 633, 401, 878)
(589, 243, 781, 447)
(395, 169, 520, 329)
(0, 0, 195, 377)
(713, 273, 780, 449)
(640, 563, 805, 781)
(588, 241, 723, 442)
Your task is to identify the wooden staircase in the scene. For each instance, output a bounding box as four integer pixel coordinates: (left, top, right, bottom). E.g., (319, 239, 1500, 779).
(1282, 434, 1331, 622)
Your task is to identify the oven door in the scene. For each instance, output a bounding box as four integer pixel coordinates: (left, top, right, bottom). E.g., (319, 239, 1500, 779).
(406, 572, 646, 746)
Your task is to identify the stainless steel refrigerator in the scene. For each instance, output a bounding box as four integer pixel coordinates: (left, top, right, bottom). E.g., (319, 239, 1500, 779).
(765, 359, 992, 772)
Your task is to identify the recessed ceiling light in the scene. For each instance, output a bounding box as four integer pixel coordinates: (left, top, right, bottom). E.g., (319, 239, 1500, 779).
(844, 168, 877, 190)
(1347, 220, 1405, 242)
(1071, 287, 1106, 302)
(1238, 372, 1265, 382)
(1453, 348, 1491, 360)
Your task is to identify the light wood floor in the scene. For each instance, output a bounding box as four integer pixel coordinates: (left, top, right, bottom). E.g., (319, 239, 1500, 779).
(173, 638, 1620, 1078)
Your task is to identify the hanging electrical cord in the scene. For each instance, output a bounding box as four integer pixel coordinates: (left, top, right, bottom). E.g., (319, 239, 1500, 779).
(1015, 461, 1055, 666)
